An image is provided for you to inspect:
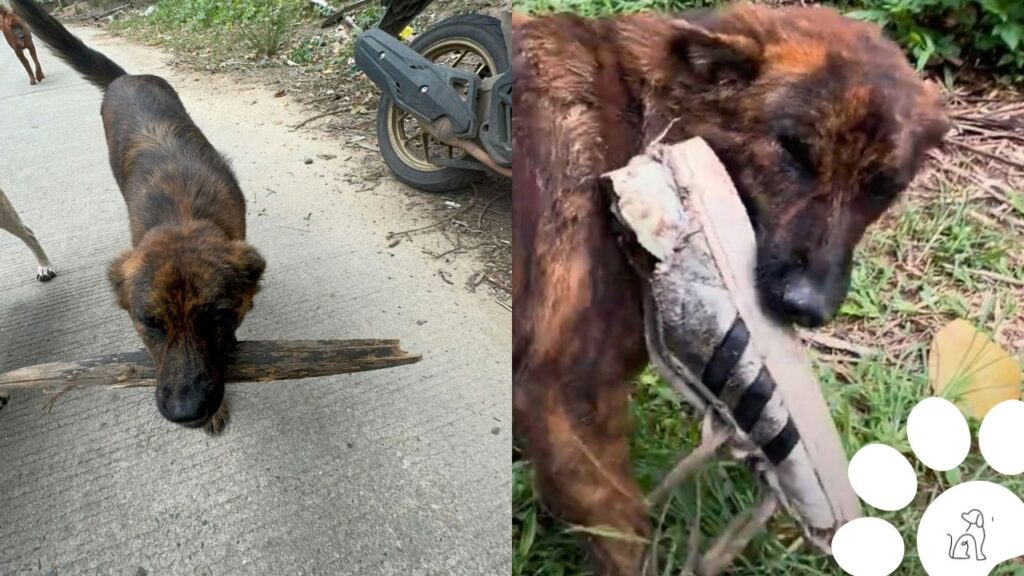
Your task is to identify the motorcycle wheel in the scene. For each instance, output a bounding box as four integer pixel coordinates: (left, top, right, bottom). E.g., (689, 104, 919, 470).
(375, 14, 510, 193)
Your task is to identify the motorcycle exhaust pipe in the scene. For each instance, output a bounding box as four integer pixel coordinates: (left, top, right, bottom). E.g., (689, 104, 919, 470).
(423, 118, 512, 178)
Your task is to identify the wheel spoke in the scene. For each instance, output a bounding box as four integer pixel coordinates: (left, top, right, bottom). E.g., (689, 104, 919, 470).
(421, 132, 430, 161)
(452, 50, 467, 69)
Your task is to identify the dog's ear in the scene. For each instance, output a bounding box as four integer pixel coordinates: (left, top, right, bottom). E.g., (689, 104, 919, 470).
(230, 241, 266, 291)
(668, 19, 764, 83)
(107, 250, 135, 310)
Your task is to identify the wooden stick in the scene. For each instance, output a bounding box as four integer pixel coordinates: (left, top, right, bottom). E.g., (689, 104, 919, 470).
(696, 494, 779, 576)
(0, 339, 420, 392)
(321, 0, 374, 27)
(92, 3, 128, 19)
(648, 420, 729, 506)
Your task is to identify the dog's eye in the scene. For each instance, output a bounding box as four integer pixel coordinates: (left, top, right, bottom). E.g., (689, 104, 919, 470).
(214, 308, 235, 325)
(864, 170, 906, 202)
(778, 134, 817, 176)
(140, 315, 163, 333)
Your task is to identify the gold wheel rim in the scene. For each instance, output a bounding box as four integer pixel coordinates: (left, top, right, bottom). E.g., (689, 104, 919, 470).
(386, 37, 498, 172)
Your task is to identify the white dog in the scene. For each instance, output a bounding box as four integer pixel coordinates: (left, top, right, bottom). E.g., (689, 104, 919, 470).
(0, 184, 55, 281)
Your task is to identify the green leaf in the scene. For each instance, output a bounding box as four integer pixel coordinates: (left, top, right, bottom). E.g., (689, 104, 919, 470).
(980, 0, 1010, 21)
(845, 9, 891, 24)
(915, 47, 934, 70)
(518, 507, 537, 558)
(995, 22, 1023, 51)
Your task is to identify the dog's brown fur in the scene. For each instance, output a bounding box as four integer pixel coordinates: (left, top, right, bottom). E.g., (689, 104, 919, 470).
(513, 4, 948, 574)
(10, 0, 264, 431)
(0, 6, 43, 85)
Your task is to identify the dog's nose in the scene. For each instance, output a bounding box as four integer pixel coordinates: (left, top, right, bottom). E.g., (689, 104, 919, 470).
(156, 382, 213, 426)
(781, 277, 830, 328)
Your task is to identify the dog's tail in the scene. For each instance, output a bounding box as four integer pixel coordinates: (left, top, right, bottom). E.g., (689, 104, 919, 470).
(8, 0, 125, 89)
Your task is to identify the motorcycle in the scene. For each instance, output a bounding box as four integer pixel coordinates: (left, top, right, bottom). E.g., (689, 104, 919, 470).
(354, 13, 512, 192)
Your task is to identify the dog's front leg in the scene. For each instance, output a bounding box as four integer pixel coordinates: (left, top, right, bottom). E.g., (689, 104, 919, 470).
(26, 41, 42, 81)
(515, 224, 651, 575)
(12, 48, 36, 85)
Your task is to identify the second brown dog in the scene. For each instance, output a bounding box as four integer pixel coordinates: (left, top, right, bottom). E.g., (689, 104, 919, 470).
(10, 0, 266, 432)
(0, 5, 43, 85)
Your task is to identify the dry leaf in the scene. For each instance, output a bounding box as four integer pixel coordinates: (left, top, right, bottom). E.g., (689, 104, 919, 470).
(928, 318, 1022, 420)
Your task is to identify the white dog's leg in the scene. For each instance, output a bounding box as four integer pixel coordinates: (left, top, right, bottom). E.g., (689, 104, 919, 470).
(16, 224, 57, 281)
(0, 189, 56, 281)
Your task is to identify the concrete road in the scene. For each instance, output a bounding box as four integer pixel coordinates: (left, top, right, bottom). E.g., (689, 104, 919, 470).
(0, 27, 510, 575)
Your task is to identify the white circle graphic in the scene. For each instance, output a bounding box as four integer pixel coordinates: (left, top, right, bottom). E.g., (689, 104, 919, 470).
(832, 517, 904, 576)
(907, 397, 970, 471)
(848, 443, 917, 511)
(979, 399, 1024, 475)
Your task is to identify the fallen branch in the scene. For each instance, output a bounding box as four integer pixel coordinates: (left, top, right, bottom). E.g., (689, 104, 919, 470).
(321, 0, 374, 27)
(945, 138, 1024, 171)
(291, 104, 348, 130)
(0, 339, 420, 393)
(799, 332, 877, 358)
(92, 3, 128, 19)
(941, 264, 1024, 287)
(386, 184, 480, 240)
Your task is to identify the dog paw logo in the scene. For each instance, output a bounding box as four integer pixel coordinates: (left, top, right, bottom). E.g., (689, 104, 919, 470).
(831, 397, 1024, 576)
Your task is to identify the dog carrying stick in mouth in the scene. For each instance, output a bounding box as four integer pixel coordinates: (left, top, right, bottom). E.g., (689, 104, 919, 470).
(9, 0, 266, 433)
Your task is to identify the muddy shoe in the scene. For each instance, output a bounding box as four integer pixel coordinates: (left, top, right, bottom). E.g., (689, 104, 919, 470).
(604, 137, 861, 564)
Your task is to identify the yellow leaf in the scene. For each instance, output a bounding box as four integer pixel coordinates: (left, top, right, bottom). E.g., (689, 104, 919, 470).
(928, 318, 1021, 420)
(399, 26, 415, 41)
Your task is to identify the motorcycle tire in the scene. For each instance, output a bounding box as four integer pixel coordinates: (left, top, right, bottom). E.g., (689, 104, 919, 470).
(375, 14, 510, 193)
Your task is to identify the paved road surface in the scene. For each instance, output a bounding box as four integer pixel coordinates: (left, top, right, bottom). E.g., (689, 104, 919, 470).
(0, 27, 510, 575)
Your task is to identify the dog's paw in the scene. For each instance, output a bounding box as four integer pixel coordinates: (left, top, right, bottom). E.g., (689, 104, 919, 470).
(29, 78, 37, 86)
(36, 73, 44, 82)
(36, 266, 56, 282)
(832, 397, 1024, 576)
(203, 402, 230, 436)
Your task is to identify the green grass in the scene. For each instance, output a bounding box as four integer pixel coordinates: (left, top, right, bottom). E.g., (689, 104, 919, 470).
(511, 106, 1024, 576)
(110, 0, 311, 62)
(514, 347, 1024, 575)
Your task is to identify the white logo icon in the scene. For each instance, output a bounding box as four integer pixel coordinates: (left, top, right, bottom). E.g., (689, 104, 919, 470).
(832, 397, 1024, 576)
(947, 508, 986, 560)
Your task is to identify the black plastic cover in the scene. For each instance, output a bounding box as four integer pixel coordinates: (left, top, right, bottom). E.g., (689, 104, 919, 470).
(354, 29, 478, 138)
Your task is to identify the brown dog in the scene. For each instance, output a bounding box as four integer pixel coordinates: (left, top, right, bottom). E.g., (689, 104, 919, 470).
(10, 0, 265, 432)
(0, 5, 43, 85)
(513, 4, 948, 574)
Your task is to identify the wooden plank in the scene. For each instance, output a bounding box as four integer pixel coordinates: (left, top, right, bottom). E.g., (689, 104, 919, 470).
(0, 339, 420, 392)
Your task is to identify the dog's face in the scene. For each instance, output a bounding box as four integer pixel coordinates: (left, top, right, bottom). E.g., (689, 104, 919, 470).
(108, 222, 265, 427)
(653, 5, 948, 326)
